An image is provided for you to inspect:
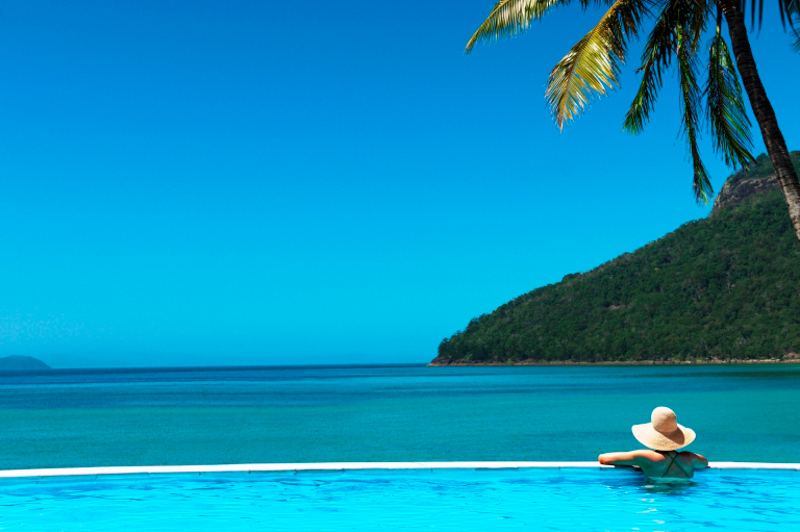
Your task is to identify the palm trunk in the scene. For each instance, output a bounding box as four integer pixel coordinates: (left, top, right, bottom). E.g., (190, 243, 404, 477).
(718, 0, 800, 242)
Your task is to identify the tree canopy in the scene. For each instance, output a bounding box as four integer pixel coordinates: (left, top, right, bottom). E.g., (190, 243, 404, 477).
(435, 154, 800, 364)
(466, 0, 800, 238)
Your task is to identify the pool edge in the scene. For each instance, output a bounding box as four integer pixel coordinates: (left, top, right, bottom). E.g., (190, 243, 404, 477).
(1, 461, 799, 479)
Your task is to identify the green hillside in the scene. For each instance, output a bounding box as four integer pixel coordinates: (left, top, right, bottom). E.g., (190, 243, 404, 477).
(433, 155, 800, 364)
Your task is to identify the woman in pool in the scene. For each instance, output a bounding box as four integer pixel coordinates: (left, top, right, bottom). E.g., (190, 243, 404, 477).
(598, 406, 708, 481)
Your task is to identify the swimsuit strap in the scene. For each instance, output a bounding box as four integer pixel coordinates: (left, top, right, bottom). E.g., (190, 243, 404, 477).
(660, 451, 679, 478)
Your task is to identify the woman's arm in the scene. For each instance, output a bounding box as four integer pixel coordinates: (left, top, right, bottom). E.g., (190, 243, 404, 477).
(598, 451, 646, 467)
(692, 453, 709, 469)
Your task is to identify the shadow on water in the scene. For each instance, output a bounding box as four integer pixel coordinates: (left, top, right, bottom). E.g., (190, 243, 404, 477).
(601, 472, 699, 496)
(641, 480, 697, 495)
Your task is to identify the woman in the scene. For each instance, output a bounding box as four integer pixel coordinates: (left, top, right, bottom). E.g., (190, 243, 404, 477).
(598, 406, 708, 481)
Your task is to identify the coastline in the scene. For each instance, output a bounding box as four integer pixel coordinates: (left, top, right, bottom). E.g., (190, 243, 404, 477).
(427, 357, 800, 367)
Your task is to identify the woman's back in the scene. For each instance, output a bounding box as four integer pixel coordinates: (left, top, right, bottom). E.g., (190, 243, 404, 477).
(598, 449, 708, 481)
(638, 450, 704, 480)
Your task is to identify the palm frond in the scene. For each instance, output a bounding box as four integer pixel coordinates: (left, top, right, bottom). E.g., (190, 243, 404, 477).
(774, 1, 800, 51)
(465, 0, 575, 53)
(791, 10, 800, 51)
(676, 23, 712, 204)
(749, 0, 800, 49)
(686, 0, 711, 50)
(741, 0, 800, 29)
(788, 0, 800, 50)
(706, 33, 755, 168)
(751, 0, 764, 29)
(785, 0, 800, 16)
(623, 0, 707, 134)
(623, 1, 681, 134)
(545, 0, 649, 130)
(786, 0, 800, 19)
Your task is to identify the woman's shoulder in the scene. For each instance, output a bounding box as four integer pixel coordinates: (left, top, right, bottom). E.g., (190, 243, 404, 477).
(678, 451, 709, 467)
(637, 449, 671, 460)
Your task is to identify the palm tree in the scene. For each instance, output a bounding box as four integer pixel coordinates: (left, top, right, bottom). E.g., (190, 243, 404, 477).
(466, 0, 800, 241)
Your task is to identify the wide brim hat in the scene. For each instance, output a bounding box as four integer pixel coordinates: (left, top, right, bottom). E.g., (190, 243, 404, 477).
(632, 406, 696, 451)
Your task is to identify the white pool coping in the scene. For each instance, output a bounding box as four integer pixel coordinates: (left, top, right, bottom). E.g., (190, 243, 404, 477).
(0, 461, 798, 479)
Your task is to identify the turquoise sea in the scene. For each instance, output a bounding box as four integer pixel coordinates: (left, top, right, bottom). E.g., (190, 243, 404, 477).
(1, 363, 800, 470)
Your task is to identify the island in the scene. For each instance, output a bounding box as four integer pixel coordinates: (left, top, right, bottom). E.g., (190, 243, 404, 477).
(432, 152, 800, 366)
(0, 356, 52, 371)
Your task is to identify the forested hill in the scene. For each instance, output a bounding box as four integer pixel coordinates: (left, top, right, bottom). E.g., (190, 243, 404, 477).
(432, 153, 800, 365)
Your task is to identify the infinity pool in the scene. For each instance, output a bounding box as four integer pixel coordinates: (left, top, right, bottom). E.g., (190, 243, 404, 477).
(1, 468, 798, 531)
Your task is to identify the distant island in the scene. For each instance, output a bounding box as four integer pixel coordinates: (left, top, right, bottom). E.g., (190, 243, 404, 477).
(432, 153, 800, 366)
(0, 356, 52, 371)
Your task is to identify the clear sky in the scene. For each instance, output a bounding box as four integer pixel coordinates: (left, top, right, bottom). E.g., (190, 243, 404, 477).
(1, 1, 798, 367)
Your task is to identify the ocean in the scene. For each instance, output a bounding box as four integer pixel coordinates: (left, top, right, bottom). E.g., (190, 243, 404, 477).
(1, 363, 799, 470)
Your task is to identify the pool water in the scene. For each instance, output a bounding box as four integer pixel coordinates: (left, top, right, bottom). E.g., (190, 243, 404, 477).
(1, 468, 798, 531)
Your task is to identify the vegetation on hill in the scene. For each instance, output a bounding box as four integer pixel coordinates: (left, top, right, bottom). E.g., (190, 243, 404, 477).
(434, 156, 800, 364)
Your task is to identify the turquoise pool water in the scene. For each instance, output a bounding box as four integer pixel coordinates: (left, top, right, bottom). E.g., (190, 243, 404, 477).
(1, 468, 798, 531)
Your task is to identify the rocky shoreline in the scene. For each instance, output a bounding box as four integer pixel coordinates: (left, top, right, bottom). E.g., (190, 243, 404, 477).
(428, 354, 800, 367)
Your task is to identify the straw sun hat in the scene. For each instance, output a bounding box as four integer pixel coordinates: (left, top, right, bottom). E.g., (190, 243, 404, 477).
(632, 407, 696, 451)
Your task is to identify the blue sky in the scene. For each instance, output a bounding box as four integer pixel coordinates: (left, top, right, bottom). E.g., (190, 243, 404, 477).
(1, 1, 798, 367)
